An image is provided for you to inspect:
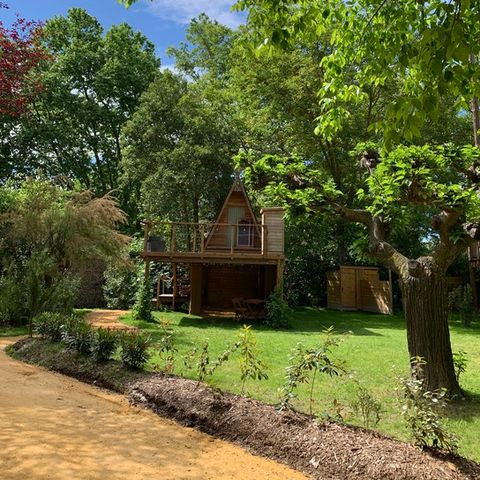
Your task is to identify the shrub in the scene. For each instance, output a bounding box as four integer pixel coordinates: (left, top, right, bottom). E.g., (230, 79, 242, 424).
(265, 288, 292, 328)
(33, 312, 65, 342)
(91, 328, 118, 362)
(133, 278, 153, 322)
(237, 325, 268, 394)
(351, 384, 382, 428)
(280, 326, 344, 413)
(61, 316, 93, 355)
(453, 350, 468, 384)
(397, 357, 457, 453)
(120, 331, 151, 369)
(156, 320, 177, 373)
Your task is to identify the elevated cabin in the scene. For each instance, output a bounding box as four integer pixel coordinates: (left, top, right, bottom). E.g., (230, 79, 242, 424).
(141, 178, 285, 316)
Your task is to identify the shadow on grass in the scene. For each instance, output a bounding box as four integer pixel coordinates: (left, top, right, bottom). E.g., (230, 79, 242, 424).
(175, 307, 406, 337)
(446, 390, 480, 421)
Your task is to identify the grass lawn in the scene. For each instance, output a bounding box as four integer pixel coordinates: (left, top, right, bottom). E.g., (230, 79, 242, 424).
(0, 325, 29, 337)
(121, 308, 480, 462)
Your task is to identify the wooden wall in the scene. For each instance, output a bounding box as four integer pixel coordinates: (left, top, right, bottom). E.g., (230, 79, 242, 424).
(327, 266, 392, 315)
(207, 191, 261, 250)
(261, 207, 284, 255)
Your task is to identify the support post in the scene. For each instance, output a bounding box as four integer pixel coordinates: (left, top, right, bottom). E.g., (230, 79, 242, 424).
(173, 262, 178, 311)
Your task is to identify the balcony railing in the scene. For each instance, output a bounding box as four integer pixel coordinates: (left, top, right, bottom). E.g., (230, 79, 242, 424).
(143, 221, 268, 255)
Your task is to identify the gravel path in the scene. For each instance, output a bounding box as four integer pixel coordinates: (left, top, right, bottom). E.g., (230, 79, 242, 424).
(0, 337, 306, 480)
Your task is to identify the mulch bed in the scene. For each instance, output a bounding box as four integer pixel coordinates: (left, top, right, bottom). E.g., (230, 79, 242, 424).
(10, 338, 480, 480)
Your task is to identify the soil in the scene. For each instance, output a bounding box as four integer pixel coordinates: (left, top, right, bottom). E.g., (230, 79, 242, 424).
(0, 337, 306, 480)
(85, 309, 135, 330)
(10, 337, 480, 480)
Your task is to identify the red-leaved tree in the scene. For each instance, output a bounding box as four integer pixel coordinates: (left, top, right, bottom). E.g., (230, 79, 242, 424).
(0, 4, 46, 117)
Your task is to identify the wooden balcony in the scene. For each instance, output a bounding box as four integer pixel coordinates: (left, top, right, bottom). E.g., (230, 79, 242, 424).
(141, 221, 284, 265)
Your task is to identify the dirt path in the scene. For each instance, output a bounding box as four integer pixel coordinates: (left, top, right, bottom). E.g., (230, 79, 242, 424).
(85, 309, 134, 330)
(0, 338, 306, 480)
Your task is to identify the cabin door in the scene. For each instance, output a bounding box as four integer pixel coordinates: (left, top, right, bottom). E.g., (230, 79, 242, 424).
(227, 207, 245, 247)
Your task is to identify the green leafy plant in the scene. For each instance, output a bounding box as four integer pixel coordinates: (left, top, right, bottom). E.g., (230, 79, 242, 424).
(33, 312, 65, 342)
(133, 277, 153, 322)
(156, 320, 177, 373)
(119, 331, 151, 370)
(91, 328, 118, 362)
(196, 342, 211, 381)
(61, 316, 93, 355)
(397, 357, 458, 453)
(453, 351, 468, 385)
(237, 325, 268, 394)
(350, 384, 382, 429)
(280, 326, 344, 413)
(265, 287, 292, 328)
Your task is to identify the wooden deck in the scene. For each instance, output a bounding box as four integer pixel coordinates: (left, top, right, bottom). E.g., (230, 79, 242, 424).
(141, 250, 283, 265)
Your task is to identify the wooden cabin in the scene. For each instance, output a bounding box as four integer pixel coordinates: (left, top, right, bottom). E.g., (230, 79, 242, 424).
(327, 266, 393, 314)
(141, 177, 285, 316)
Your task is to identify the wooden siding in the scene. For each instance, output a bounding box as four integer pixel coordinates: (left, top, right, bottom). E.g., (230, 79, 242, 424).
(207, 191, 261, 251)
(261, 208, 284, 255)
(327, 266, 392, 315)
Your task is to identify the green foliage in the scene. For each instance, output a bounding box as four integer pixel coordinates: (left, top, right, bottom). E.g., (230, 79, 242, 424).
(119, 331, 151, 370)
(103, 237, 144, 310)
(0, 181, 128, 325)
(33, 312, 65, 342)
(280, 327, 344, 414)
(133, 278, 153, 322)
(453, 351, 468, 385)
(155, 319, 177, 373)
(4, 8, 160, 205)
(236, 0, 480, 147)
(350, 384, 382, 429)
(397, 357, 458, 453)
(61, 316, 93, 355)
(449, 285, 476, 328)
(237, 325, 268, 394)
(91, 328, 118, 362)
(265, 288, 292, 328)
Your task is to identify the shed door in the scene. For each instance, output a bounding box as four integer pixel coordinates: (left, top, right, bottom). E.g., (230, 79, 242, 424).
(341, 267, 357, 309)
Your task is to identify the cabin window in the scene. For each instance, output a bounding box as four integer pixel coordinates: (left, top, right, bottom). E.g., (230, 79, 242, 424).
(237, 219, 252, 247)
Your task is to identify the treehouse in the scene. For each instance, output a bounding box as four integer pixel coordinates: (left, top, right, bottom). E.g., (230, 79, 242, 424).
(141, 177, 285, 316)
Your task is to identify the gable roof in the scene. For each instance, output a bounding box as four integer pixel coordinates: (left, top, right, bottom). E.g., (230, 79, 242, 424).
(205, 175, 261, 248)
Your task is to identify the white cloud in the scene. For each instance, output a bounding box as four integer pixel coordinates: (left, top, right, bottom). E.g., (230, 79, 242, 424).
(160, 63, 179, 74)
(143, 0, 245, 28)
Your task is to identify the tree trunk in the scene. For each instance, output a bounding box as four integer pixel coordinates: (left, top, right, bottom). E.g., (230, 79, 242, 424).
(399, 260, 461, 396)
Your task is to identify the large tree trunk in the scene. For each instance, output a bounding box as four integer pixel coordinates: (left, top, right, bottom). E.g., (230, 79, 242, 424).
(399, 259, 461, 396)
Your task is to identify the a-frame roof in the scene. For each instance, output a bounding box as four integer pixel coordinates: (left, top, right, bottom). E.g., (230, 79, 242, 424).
(204, 174, 261, 249)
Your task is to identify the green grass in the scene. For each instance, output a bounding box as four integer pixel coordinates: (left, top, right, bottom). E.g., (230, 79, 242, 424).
(123, 308, 480, 461)
(0, 325, 29, 337)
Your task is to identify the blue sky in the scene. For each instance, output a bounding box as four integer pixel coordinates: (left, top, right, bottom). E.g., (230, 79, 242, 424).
(1, 0, 245, 68)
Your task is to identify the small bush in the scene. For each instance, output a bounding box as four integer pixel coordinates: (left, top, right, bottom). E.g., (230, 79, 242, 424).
(33, 312, 65, 342)
(351, 384, 382, 428)
(91, 328, 118, 362)
(453, 350, 468, 384)
(397, 357, 457, 453)
(61, 316, 93, 355)
(120, 331, 151, 369)
(237, 325, 268, 394)
(265, 288, 292, 328)
(133, 278, 153, 322)
(280, 326, 344, 413)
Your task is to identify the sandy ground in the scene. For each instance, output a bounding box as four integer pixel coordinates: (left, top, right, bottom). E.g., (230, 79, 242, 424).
(0, 337, 306, 480)
(85, 309, 134, 330)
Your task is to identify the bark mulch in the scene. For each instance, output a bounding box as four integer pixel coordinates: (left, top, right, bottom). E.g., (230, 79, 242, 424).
(11, 338, 480, 480)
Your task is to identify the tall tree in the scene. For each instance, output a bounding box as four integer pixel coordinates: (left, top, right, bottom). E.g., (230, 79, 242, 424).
(236, 0, 480, 394)
(2, 8, 160, 197)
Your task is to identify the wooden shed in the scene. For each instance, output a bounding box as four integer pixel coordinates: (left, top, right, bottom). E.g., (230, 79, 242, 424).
(327, 266, 393, 314)
(141, 175, 285, 316)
